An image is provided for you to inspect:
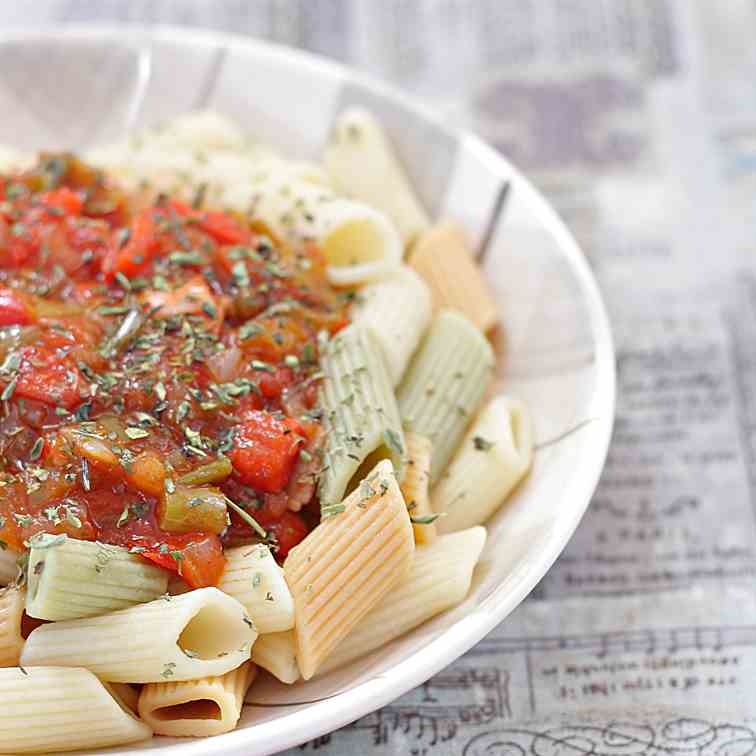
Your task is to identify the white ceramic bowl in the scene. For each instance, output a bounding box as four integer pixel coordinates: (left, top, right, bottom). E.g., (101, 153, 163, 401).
(0, 26, 615, 755)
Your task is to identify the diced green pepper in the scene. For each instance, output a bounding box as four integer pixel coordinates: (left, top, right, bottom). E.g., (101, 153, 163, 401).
(159, 485, 228, 535)
(177, 456, 233, 487)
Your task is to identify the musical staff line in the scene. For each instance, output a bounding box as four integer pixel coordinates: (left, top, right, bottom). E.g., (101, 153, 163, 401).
(468, 625, 756, 659)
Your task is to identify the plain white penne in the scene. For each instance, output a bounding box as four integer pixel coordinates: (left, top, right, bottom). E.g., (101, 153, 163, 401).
(0, 587, 26, 667)
(350, 266, 432, 385)
(285, 459, 415, 679)
(224, 177, 403, 286)
(0, 144, 32, 174)
(218, 545, 295, 634)
(86, 111, 328, 208)
(26, 537, 169, 621)
(21, 588, 256, 683)
(0, 666, 152, 753)
(109, 682, 141, 714)
(0, 549, 17, 587)
(146, 110, 247, 150)
(250, 631, 300, 685)
(138, 661, 257, 737)
(400, 432, 437, 545)
(433, 396, 534, 534)
(325, 107, 430, 245)
(320, 527, 486, 674)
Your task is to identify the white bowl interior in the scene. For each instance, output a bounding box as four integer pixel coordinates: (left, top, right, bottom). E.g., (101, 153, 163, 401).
(0, 27, 615, 756)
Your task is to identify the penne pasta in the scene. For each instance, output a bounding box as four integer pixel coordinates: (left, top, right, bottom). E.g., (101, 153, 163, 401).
(141, 110, 248, 151)
(433, 396, 534, 533)
(401, 432, 437, 544)
(325, 107, 430, 245)
(251, 630, 300, 685)
(320, 527, 486, 674)
(0, 666, 152, 753)
(224, 177, 403, 286)
(20, 588, 256, 683)
(25, 536, 169, 621)
(0, 587, 26, 667)
(218, 545, 295, 634)
(409, 221, 499, 332)
(350, 265, 432, 385)
(109, 682, 141, 714)
(318, 324, 405, 513)
(398, 310, 495, 483)
(138, 661, 257, 737)
(0, 548, 18, 587)
(87, 111, 328, 207)
(285, 459, 414, 679)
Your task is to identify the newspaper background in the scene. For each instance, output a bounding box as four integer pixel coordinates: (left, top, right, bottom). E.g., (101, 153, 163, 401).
(4, 0, 756, 752)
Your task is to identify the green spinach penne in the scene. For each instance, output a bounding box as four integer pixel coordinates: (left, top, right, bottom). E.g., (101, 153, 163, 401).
(26, 536, 169, 621)
(397, 310, 495, 483)
(317, 324, 405, 514)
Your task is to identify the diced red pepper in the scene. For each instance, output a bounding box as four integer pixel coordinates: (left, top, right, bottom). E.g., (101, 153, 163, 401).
(230, 411, 305, 493)
(261, 511, 309, 559)
(167, 199, 250, 246)
(139, 533, 225, 589)
(103, 209, 159, 281)
(7, 222, 42, 267)
(224, 500, 309, 561)
(176, 535, 226, 587)
(258, 367, 295, 400)
(140, 276, 220, 321)
(60, 216, 112, 273)
(39, 187, 83, 216)
(0, 287, 32, 326)
(195, 211, 249, 245)
(13, 347, 82, 410)
(0, 482, 26, 551)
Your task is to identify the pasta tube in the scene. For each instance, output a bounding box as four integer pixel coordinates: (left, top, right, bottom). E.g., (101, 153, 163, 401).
(350, 265, 432, 385)
(285, 459, 414, 679)
(318, 324, 405, 513)
(0, 666, 151, 753)
(87, 111, 328, 207)
(398, 310, 495, 482)
(109, 682, 140, 714)
(218, 545, 295, 633)
(143, 110, 247, 150)
(251, 630, 300, 685)
(321, 527, 486, 673)
(0, 548, 17, 587)
(224, 177, 403, 286)
(138, 661, 257, 737)
(401, 432, 437, 544)
(0, 587, 25, 666)
(325, 107, 430, 245)
(26, 536, 169, 621)
(409, 221, 498, 333)
(20, 588, 256, 683)
(433, 396, 534, 533)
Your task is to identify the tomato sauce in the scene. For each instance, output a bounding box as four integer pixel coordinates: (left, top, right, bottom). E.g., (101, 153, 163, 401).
(0, 154, 347, 587)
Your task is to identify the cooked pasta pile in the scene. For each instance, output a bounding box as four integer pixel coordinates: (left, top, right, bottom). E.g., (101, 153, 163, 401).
(0, 110, 533, 753)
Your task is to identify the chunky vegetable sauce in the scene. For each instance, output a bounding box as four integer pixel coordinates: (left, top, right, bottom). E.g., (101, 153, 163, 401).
(0, 154, 348, 587)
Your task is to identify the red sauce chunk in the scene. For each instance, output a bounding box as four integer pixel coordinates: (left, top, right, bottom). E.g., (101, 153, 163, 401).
(0, 154, 348, 586)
